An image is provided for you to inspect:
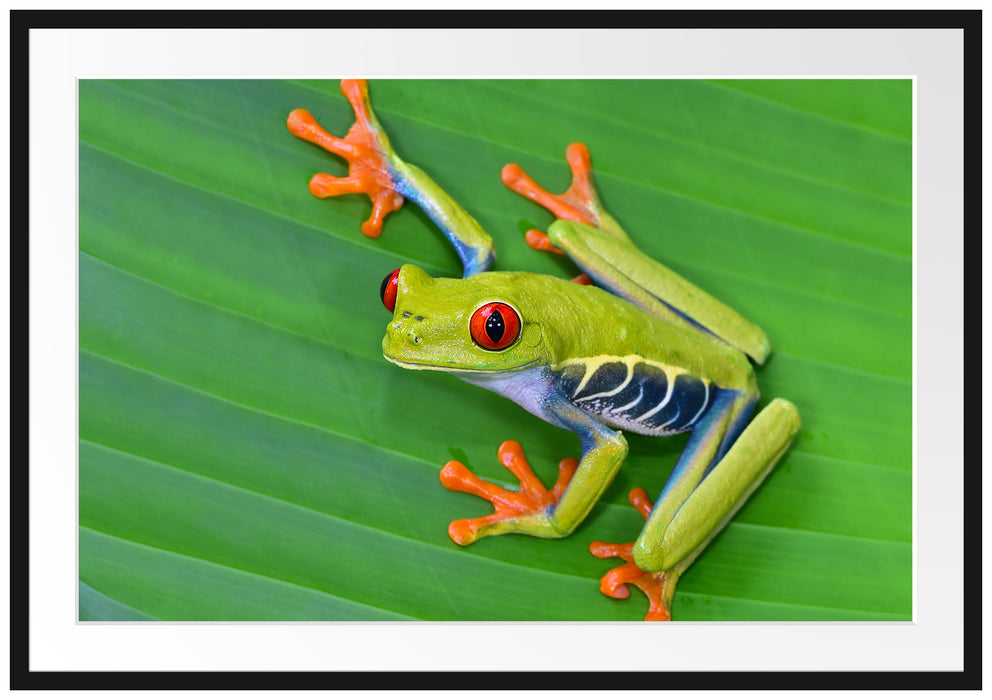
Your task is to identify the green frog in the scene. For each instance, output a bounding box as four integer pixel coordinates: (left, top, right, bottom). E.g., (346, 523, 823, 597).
(288, 80, 800, 620)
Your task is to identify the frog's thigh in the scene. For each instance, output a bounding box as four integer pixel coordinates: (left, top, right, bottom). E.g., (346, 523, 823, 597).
(634, 398, 801, 574)
(547, 221, 689, 330)
(548, 220, 771, 364)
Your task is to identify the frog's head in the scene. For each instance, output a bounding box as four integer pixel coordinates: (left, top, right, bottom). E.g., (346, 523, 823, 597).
(379, 264, 550, 373)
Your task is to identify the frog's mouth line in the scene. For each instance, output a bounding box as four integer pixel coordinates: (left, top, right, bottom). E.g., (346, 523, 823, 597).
(382, 352, 538, 374)
(381, 354, 440, 371)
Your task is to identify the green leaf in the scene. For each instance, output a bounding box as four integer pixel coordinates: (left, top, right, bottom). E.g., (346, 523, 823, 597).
(79, 79, 911, 621)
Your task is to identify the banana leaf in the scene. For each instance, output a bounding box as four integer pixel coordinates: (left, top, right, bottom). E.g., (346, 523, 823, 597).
(79, 78, 912, 621)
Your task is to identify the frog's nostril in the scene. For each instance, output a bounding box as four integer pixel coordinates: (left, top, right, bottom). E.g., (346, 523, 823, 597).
(388, 319, 423, 346)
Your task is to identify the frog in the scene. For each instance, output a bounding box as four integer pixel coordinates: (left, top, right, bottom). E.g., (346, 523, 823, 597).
(287, 79, 801, 621)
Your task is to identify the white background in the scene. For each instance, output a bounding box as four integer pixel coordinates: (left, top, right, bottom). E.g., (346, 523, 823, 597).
(5, 2, 979, 694)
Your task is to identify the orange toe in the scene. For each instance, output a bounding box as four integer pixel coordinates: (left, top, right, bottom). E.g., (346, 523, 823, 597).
(589, 487, 676, 621)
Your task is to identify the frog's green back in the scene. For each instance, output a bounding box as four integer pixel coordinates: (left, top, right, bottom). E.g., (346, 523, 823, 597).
(438, 269, 755, 391)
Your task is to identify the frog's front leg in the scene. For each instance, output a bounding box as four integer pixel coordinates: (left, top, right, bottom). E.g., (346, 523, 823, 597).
(593, 396, 800, 620)
(440, 395, 627, 544)
(288, 79, 495, 276)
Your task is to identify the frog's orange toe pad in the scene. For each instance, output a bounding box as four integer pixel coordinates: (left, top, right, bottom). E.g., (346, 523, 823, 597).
(524, 228, 565, 255)
(286, 108, 324, 141)
(446, 517, 489, 546)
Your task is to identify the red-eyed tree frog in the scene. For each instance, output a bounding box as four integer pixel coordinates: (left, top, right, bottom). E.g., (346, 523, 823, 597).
(288, 80, 801, 621)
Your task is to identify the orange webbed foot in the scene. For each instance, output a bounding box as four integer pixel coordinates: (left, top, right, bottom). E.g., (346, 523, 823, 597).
(504, 145, 606, 285)
(501, 143, 603, 229)
(589, 488, 676, 621)
(439, 440, 577, 545)
(287, 79, 404, 237)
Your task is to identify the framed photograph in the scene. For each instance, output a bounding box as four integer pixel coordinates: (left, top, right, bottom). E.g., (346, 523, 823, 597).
(11, 9, 978, 690)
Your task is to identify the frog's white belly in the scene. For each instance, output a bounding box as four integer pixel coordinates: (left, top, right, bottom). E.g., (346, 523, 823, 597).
(554, 355, 717, 436)
(456, 365, 562, 426)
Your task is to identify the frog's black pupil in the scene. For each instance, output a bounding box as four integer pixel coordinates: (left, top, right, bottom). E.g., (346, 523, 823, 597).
(485, 309, 505, 343)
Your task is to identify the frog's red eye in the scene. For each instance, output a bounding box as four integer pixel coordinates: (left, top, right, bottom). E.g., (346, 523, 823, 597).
(469, 302, 520, 350)
(380, 268, 400, 312)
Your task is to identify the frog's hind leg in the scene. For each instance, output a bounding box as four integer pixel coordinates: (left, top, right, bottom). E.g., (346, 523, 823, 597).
(288, 79, 495, 276)
(500, 145, 624, 289)
(635, 396, 799, 574)
(502, 143, 770, 363)
(592, 397, 800, 620)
